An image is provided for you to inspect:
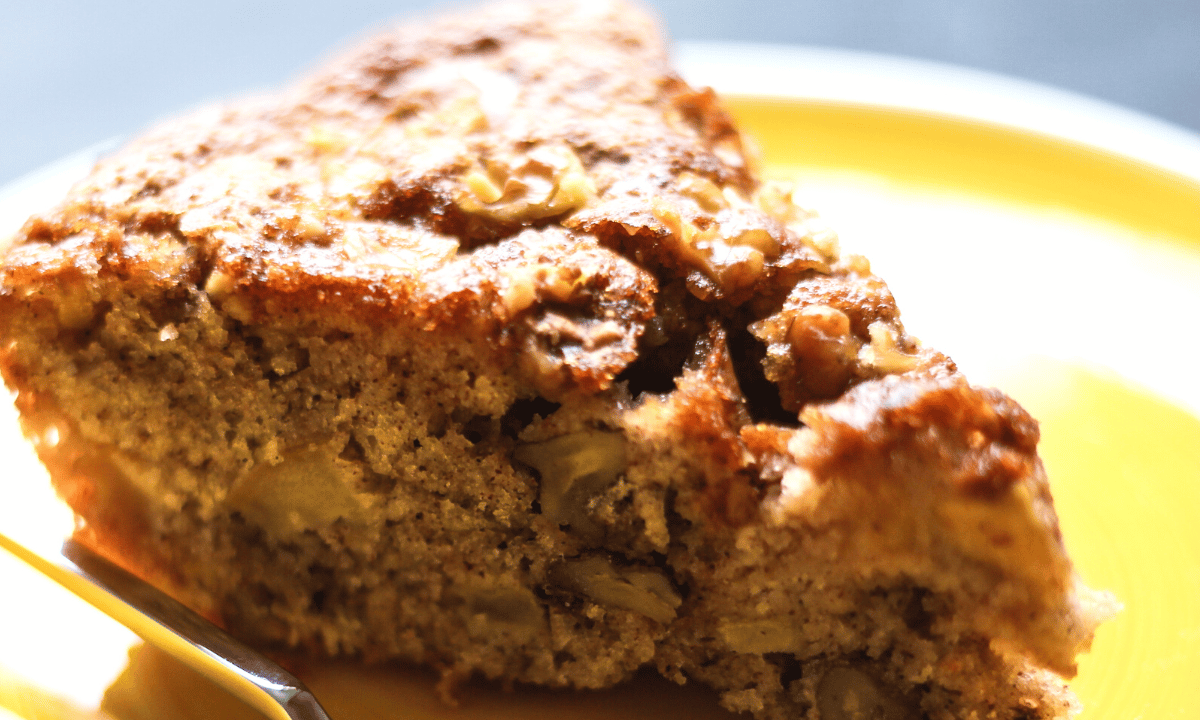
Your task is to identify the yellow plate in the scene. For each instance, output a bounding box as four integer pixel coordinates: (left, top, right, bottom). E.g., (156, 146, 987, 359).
(2, 45, 1199, 720)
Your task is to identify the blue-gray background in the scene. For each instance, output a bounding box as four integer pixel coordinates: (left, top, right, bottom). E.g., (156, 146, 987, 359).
(3, 0, 1199, 186)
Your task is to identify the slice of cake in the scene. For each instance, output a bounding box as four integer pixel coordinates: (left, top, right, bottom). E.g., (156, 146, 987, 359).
(0, 2, 1116, 718)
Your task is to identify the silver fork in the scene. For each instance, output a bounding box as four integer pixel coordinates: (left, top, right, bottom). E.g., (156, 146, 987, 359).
(33, 538, 333, 720)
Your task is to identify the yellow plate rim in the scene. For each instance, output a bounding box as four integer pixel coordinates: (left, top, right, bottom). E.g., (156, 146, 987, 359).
(676, 40, 1200, 186)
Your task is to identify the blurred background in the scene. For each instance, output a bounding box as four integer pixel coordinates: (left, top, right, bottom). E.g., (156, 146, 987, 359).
(2, 0, 1199, 186)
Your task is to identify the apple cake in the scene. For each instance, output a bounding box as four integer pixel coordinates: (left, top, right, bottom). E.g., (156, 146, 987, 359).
(0, 1, 1116, 718)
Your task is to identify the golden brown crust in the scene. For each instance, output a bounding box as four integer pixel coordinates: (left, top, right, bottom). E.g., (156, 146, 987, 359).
(804, 375, 1043, 500)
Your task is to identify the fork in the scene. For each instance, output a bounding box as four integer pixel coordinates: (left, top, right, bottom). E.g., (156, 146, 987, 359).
(2, 535, 333, 720)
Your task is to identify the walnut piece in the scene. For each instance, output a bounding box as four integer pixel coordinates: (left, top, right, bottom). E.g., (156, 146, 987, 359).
(513, 429, 627, 537)
(457, 143, 596, 222)
(552, 555, 681, 623)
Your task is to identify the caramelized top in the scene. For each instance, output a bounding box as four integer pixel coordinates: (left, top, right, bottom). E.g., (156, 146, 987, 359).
(2, 0, 945, 407)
